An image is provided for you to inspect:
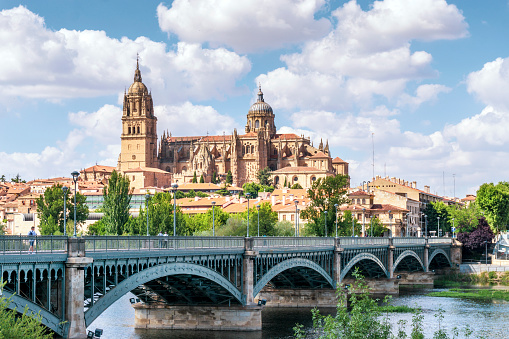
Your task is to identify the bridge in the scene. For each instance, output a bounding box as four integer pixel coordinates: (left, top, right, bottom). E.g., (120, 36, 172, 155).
(0, 235, 460, 338)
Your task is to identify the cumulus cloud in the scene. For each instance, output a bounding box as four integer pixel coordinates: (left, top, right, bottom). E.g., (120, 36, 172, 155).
(157, 0, 331, 53)
(0, 6, 250, 102)
(397, 84, 451, 109)
(258, 0, 467, 111)
(155, 102, 237, 137)
(466, 57, 509, 110)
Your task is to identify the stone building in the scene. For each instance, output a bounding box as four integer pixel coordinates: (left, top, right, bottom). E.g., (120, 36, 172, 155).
(117, 61, 349, 189)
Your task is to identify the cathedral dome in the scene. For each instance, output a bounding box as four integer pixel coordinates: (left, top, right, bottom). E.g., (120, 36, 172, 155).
(248, 86, 273, 115)
(127, 59, 148, 95)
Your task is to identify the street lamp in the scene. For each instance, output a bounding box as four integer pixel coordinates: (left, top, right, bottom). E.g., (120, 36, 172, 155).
(483, 240, 488, 265)
(362, 208, 366, 237)
(370, 215, 373, 237)
(145, 194, 150, 236)
(334, 204, 338, 238)
(212, 201, 216, 236)
(294, 200, 299, 237)
(257, 204, 260, 237)
(405, 213, 409, 237)
(324, 210, 328, 237)
(388, 210, 392, 237)
(352, 214, 355, 237)
(424, 215, 428, 238)
(452, 218, 455, 238)
(246, 193, 251, 237)
(71, 171, 80, 237)
(62, 186, 68, 236)
(172, 183, 178, 236)
(437, 216, 440, 238)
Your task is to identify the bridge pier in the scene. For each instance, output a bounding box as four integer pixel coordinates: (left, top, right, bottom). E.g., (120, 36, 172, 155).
(388, 238, 395, 278)
(243, 237, 256, 305)
(65, 238, 93, 339)
(133, 304, 262, 330)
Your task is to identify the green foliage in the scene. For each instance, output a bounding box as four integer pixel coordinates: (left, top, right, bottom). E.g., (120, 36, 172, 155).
(212, 171, 218, 184)
(300, 175, 349, 236)
(188, 207, 231, 235)
(273, 221, 295, 236)
(448, 202, 482, 233)
(257, 166, 273, 186)
(0, 175, 5, 183)
(37, 184, 88, 235)
(242, 182, 274, 198)
(214, 215, 247, 236)
(241, 202, 279, 236)
(146, 192, 189, 235)
(0, 219, 7, 235)
(0, 284, 52, 338)
(476, 181, 509, 231)
(102, 171, 132, 235)
(10, 173, 25, 183)
(199, 174, 205, 183)
(226, 170, 233, 185)
(291, 183, 303, 189)
(215, 185, 231, 196)
(423, 201, 450, 236)
(87, 219, 107, 235)
(367, 216, 388, 237)
(428, 288, 509, 302)
(192, 171, 197, 183)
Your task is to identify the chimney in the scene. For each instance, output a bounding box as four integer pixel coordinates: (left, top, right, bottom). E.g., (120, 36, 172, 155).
(424, 185, 430, 193)
(240, 197, 245, 204)
(282, 195, 286, 206)
(195, 196, 199, 201)
(390, 177, 396, 183)
(226, 196, 230, 202)
(289, 195, 294, 201)
(412, 181, 417, 189)
(271, 195, 276, 206)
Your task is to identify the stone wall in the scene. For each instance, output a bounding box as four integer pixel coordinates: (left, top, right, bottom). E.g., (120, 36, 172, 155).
(133, 304, 262, 331)
(255, 288, 337, 307)
(395, 272, 434, 286)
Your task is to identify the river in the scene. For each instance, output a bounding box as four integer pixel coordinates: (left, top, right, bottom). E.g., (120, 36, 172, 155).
(88, 286, 508, 338)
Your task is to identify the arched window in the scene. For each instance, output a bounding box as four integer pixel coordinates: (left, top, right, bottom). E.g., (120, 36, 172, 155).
(255, 120, 260, 128)
(251, 145, 254, 153)
(128, 127, 131, 134)
(137, 126, 140, 134)
(311, 176, 316, 182)
(274, 176, 279, 185)
(249, 121, 252, 129)
(293, 176, 298, 182)
(182, 166, 187, 171)
(274, 149, 277, 155)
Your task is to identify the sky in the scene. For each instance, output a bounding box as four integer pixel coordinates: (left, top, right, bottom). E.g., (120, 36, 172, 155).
(1, 0, 508, 199)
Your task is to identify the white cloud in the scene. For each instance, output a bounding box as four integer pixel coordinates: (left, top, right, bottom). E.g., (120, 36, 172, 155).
(397, 84, 451, 109)
(68, 104, 121, 145)
(157, 0, 331, 53)
(0, 6, 250, 102)
(155, 102, 237, 137)
(467, 57, 509, 110)
(257, 0, 467, 111)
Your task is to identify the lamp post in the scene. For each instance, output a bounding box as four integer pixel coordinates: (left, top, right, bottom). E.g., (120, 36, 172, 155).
(257, 205, 260, 237)
(424, 215, 428, 238)
(294, 200, 299, 237)
(334, 204, 338, 238)
(370, 216, 373, 237)
(62, 186, 68, 236)
(484, 241, 488, 265)
(437, 216, 440, 237)
(212, 201, 216, 236)
(324, 210, 328, 237)
(246, 193, 251, 237)
(145, 194, 150, 236)
(172, 183, 178, 236)
(71, 171, 79, 237)
(388, 210, 392, 237)
(362, 208, 366, 237)
(405, 213, 409, 237)
(352, 215, 355, 237)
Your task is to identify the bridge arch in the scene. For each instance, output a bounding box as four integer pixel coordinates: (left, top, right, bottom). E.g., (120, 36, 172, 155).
(84, 262, 243, 327)
(2, 290, 68, 337)
(393, 250, 425, 273)
(428, 248, 451, 268)
(340, 252, 389, 281)
(253, 258, 334, 297)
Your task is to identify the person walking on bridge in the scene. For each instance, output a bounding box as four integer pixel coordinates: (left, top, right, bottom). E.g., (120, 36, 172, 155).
(28, 226, 37, 254)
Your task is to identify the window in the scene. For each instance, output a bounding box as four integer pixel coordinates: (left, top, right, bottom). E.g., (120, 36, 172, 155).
(255, 120, 260, 128)
(311, 176, 316, 182)
(137, 126, 140, 134)
(274, 176, 279, 185)
(128, 127, 131, 134)
(291, 215, 294, 221)
(293, 176, 298, 182)
(283, 215, 286, 221)
(362, 199, 366, 204)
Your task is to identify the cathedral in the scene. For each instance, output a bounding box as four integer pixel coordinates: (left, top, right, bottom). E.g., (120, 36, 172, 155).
(118, 61, 348, 189)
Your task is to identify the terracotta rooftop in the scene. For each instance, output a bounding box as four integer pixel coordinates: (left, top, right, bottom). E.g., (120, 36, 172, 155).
(309, 151, 329, 159)
(272, 166, 326, 174)
(332, 157, 346, 163)
(82, 165, 116, 173)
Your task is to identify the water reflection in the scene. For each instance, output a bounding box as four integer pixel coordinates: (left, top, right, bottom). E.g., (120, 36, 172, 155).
(88, 287, 508, 338)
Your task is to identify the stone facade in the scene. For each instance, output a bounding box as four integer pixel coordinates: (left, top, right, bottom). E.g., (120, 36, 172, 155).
(117, 62, 348, 189)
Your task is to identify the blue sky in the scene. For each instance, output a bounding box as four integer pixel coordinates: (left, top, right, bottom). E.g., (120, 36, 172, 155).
(1, 0, 509, 199)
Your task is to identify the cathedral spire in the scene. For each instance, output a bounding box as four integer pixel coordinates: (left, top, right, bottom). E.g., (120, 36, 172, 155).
(319, 138, 324, 151)
(134, 54, 142, 83)
(257, 83, 264, 102)
(325, 139, 329, 154)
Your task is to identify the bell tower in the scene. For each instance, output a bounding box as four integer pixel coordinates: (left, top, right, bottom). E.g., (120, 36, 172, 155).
(118, 58, 158, 172)
(245, 85, 276, 136)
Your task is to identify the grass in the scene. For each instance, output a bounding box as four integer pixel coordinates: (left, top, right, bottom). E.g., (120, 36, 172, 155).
(428, 288, 509, 301)
(434, 271, 509, 287)
(378, 305, 416, 313)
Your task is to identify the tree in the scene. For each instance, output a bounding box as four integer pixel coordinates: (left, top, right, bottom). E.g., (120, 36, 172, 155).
(284, 177, 288, 188)
(102, 170, 132, 235)
(145, 192, 192, 236)
(257, 166, 272, 186)
(11, 173, 22, 183)
(199, 174, 205, 183)
(192, 171, 198, 183)
(242, 202, 278, 236)
(212, 171, 218, 184)
(476, 182, 509, 232)
(36, 184, 88, 235)
(457, 217, 495, 257)
(423, 201, 450, 236)
(0, 219, 7, 235)
(87, 219, 106, 235)
(243, 182, 260, 198)
(216, 185, 231, 196)
(0, 284, 53, 338)
(0, 175, 5, 183)
(300, 175, 350, 236)
(291, 183, 303, 189)
(448, 202, 482, 233)
(226, 170, 233, 185)
(366, 216, 387, 237)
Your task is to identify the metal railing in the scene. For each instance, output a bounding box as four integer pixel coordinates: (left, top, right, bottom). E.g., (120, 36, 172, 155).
(253, 237, 334, 249)
(83, 236, 245, 252)
(393, 237, 426, 245)
(0, 235, 67, 255)
(338, 237, 390, 247)
(427, 238, 452, 244)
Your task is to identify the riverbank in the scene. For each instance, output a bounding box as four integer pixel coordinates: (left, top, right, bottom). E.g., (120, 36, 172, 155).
(434, 270, 509, 287)
(428, 288, 509, 301)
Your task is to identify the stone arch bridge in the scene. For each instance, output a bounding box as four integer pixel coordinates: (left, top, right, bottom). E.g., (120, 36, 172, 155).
(0, 235, 460, 338)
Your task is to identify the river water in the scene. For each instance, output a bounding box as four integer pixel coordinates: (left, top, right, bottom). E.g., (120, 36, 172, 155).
(88, 286, 508, 338)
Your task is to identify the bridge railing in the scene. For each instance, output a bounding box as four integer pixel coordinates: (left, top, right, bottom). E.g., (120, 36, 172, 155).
(393, 237, 426, 246)
(338, 237, 390, 247)
(0, 235, 67, 254)
(83, 236, 245, 252)
(253, 237, 334, 249)
(427, 237, 452, 244)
